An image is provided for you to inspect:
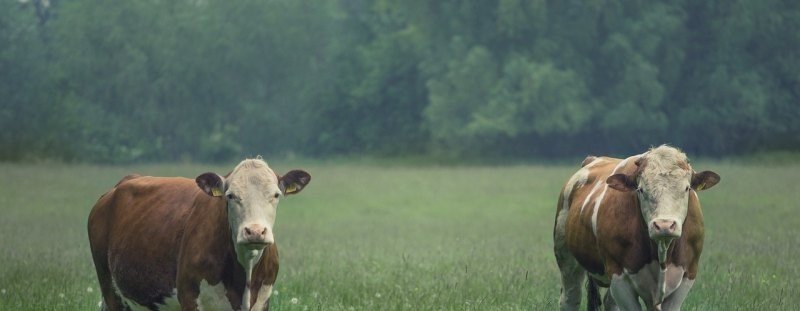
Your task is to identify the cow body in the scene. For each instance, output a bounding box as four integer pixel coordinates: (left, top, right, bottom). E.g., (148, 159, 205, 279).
(89, 159, 310, 310)
(553, 146, 718, 311)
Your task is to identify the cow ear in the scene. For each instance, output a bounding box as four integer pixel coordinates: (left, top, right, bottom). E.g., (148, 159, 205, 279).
(279, 170, 311, 195)
(691, 171, 720, 191)
(607, 174, 636, 192)
(196, 173, 225, 197)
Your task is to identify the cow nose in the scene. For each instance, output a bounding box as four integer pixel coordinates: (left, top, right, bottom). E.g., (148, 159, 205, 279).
(651, 219, 679, 238)
(243, 225, 270, 247)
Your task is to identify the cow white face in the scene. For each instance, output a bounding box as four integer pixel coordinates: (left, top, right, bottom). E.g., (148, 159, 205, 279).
(607, 146, 719, 242)
(635, 158, 694, 240)
(195, 159, 310, 264)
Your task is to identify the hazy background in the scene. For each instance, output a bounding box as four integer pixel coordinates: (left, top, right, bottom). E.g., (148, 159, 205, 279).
(2, 2, 800, 310)
(2, 0, 799, 162)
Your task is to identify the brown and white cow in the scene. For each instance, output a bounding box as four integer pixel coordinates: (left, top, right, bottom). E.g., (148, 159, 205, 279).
(88, 158, 311, 310)
(553, 145, 720, 310)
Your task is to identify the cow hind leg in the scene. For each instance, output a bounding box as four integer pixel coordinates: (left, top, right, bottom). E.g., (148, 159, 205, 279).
(556, 252, 585, 311)
(555, 198, 585, 311)
(89, 240, 126, 311)
(587, 278, 602, 311)
(91, 260, 128, 311)
(554, 230, 584, 309)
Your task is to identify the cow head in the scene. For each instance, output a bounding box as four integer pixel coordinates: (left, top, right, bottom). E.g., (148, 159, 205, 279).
(195, 158, 310, 263)
(607, 146, 719, 243)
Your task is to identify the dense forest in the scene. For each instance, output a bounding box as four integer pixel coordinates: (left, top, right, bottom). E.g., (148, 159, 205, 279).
(1, 0, 798, 162)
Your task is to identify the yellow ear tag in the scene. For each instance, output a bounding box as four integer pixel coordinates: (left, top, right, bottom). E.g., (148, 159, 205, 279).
(211, 188, 223, 197)
(696, 183, 705, 191)
(285, 184, 298, 194)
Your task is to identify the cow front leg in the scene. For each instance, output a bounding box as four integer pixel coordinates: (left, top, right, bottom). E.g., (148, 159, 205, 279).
(177, 280, 200, 311)
(603, 290, 620, 311)
(610, 275, 642, 310)
(659, 278, 695, 311)
(90, 259, 126, 311)
(555, 251, 585, 311)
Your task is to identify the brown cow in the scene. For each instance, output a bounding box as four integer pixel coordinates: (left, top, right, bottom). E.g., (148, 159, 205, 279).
(88, 158, 311, 310)
(554, 145, 719, 311)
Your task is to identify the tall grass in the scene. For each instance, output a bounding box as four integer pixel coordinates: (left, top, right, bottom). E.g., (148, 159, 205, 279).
(0, 161, 797, 310)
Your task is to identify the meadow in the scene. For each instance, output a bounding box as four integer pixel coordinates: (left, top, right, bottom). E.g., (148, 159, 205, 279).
(0, 160, 798, 310)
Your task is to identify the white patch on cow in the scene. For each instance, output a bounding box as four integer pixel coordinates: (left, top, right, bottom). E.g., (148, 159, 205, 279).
(156, 289, 180, 311)
(553, 207, 570, 256)
(590, 184, 607, 236)
(562, 167, 589, 213)
(657, 239, 672, 264)
(108, 277, 185, 311)
(554, 167, 589, 264)
(580, 180, 603, 213)
(110, 277, 150, 311)
(589, 152, 628, 237)
(196, 280, 232, 310)
(111, 277, 182, 311)
(251, 284, 273, 311)
(583, 155, 636, 219)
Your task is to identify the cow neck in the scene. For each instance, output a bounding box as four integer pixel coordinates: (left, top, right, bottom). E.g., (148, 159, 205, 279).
(222, 200, 266, 311)
(237, 247, 263, 311)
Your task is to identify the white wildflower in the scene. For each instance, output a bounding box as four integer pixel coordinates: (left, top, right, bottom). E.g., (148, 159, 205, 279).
(273, 290, 279, 296)
(1, 289, 5, 294)
(375, 292, 381, 298)
(291, 297, 299, 304)
(87, 287, 94, 293)
(59, 293, 65, 299)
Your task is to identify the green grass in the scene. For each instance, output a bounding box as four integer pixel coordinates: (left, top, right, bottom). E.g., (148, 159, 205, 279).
(0, 161, 798, 310)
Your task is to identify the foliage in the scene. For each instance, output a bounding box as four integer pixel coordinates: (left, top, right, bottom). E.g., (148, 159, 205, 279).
(1, 0, 798, 162)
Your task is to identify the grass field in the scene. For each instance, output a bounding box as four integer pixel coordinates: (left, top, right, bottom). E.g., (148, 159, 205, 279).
(1, 160, 798, 310)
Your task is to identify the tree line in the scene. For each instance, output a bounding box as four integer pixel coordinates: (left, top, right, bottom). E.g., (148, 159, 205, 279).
(1, 0, 798, 163)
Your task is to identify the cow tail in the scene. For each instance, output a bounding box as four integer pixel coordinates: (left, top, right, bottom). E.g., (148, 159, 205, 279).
(586, 277, 601, 311)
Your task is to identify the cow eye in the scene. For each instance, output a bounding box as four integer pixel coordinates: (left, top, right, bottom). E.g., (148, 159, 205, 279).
(273, 192, 280, 199)
(226, 193, 239, 201)
(685, 186, 690, 192)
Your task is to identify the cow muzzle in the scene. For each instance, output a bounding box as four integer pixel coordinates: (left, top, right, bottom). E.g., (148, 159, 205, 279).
(240, 224, 273, 249)
(649, 219, 681, 240)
